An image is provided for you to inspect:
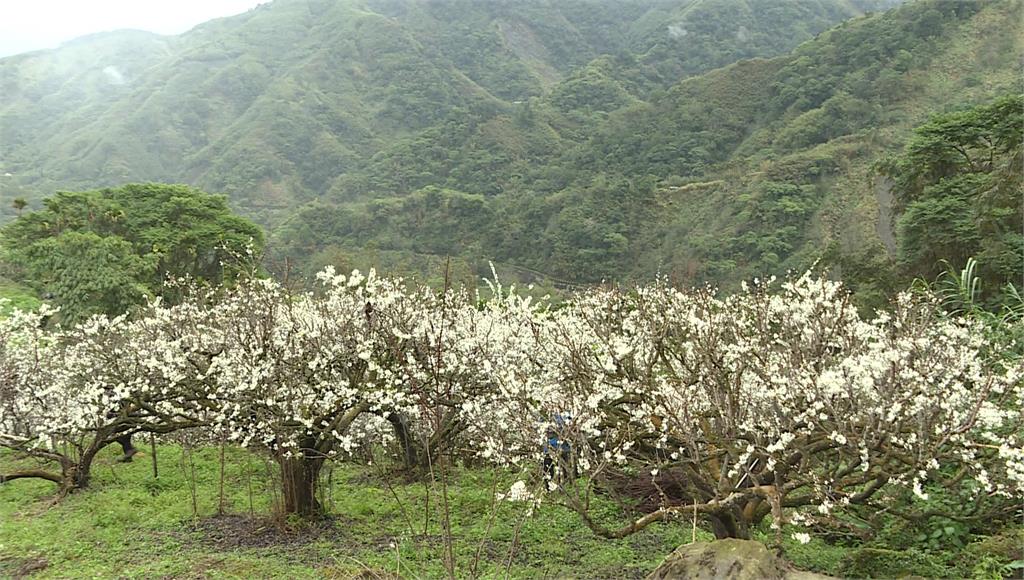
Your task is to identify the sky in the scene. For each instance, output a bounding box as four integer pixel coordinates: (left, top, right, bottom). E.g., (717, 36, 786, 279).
(0, 0, 269, 57)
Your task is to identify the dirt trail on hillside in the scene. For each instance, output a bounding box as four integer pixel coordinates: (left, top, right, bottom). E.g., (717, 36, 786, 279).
(875, 177, 897, 257)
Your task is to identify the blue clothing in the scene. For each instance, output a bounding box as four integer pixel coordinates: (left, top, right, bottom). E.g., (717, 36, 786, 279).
(542, 412, 572, 453)
(541, 413, 575, 481)
(544, 434, 571, 453)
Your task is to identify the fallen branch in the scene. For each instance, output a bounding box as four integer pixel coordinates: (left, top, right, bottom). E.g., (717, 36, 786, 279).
(0, 469, 63, 485)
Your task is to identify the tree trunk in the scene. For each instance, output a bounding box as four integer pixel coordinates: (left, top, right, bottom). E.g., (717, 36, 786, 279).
(60, 442, 103, 494)
(387, 411, 464, 474)
(0, 445, 100, 495)
(277, 453, 324, 517)
(388, 413, 422, 471)
(60, 464, 87, 495)
(707, 508, 752, 540)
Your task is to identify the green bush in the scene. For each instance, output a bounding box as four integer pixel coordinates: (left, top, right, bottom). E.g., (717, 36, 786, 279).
(965, 530, 1024, 579)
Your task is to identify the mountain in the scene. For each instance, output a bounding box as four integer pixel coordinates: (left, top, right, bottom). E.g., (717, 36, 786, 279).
(1, 0, 895, 222)
(566, 0, 1023, 294)
(273, 0, 1020, 300)
(2, 0, 1019, 299)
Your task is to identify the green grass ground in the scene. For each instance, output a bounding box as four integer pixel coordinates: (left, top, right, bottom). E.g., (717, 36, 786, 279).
(0, 279, 40, 315)
(2, 444, 1019, 578)
(0, 444, 703, 578)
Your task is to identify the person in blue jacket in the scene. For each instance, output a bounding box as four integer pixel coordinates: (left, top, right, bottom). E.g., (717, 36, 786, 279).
(542, 413, 575, 482)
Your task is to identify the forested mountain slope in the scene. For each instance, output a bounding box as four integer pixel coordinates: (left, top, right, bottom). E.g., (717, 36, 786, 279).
(581, 0, 1023, 295)
(3, 0, 1018, 299)
(1, 0, 893, 224)
(275, 0, 1020, 298)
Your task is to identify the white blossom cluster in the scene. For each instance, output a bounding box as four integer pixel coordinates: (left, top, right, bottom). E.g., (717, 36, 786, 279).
(0, 271, 1021, 522)
(462, 272, 1024, 523)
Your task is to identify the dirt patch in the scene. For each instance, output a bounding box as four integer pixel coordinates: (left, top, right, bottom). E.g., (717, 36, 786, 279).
(602, 466, 695, 514)
(874, 176, 897, 257)
(0, 556, 48, 578)
(178, 514, 451, 554)
(183, 514, 351, 550)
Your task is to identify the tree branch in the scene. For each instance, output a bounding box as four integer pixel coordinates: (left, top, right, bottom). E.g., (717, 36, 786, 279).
(0, 469, 62, 485)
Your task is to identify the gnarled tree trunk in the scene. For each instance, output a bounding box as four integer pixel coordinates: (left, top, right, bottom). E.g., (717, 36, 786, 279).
(277, 451, 325, 517)
(271, 403, 369, 517)
(388, 412, 422, 471)
(387, 410, 464, 475)
(64, 442, 105, 492)
(0, 440, 104, 496)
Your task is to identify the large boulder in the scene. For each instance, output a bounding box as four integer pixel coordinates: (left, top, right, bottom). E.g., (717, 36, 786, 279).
(646, 539, 835, 580)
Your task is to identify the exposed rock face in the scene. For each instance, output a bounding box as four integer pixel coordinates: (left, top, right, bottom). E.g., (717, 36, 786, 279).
(646, 539, 835, 580)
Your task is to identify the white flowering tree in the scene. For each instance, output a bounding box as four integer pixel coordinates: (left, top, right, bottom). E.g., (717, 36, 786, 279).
(200, 269, 438, 515)
(0, 305, 65, 487)
(387, 278, 549, 473)
(353, 280, 468, 473)
(0, 298, 215, 493)
(3, 269, 1020, 537)
(473, 275, 1024, 540)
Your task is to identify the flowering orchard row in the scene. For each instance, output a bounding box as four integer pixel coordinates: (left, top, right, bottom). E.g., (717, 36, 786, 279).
(1, 269, 1021, 538)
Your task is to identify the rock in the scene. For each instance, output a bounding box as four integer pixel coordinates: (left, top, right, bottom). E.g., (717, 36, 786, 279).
(787, 572, 837, 580)
(646, 539, 836, 580)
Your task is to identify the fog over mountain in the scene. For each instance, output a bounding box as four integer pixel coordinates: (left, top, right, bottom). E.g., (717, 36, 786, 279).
(0, 0, 268, 57)
(1, 0, 1019, 296)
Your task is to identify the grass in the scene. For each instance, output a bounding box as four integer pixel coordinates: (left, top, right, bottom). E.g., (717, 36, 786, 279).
(0, 279, 40, 315)
(0, 444, 700, 578)
(3, 444, 1018, 578)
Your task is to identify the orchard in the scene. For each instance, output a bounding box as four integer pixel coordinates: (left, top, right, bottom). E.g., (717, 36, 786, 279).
(1, 269, 1021, 571)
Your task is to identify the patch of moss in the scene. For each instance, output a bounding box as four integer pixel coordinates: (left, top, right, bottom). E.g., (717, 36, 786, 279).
(839, 547, 948, 579)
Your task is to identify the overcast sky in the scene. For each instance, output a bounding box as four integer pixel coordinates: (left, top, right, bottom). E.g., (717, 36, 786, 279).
(0, 0, 269, 57)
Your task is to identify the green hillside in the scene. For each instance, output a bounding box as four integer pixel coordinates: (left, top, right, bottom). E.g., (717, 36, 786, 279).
(1, 0, 892, 220)
(2, 0, 1019, 298)
(275, 0, 1020, 300)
